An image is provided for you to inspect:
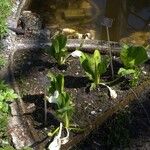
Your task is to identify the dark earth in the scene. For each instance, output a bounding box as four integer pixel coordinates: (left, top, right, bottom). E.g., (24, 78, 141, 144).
(11, 47, 150, 149)
(8, 1, 150, 149)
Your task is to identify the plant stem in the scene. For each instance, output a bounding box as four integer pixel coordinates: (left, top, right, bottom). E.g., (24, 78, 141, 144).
(44, 98, 47, 126)
(65, 113, 69, 129)
(106, 27, 114, 78)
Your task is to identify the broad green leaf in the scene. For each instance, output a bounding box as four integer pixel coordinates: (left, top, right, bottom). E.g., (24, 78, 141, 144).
(93, 50, 101, 66)
(57, 74, 64, 93)
(47, 73, 64, 94)
(0, 94, 4, 101)
(81, 59, 95, 80)
(98, 57, 109, 75)
(79, 52, 86, 64)
(57, 34, 67, 50)
(118, 68, 136, 76)
(46, 34, 68, 65)
(120, 45, 148, 68)
(79, 50, 109, 89)
(52, 38, 59, 54)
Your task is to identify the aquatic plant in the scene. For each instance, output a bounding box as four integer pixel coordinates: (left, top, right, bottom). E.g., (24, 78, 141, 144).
(46, 73, 74, 128)
(118, 45, 148, 86)
(71, 50, 109, 90)
(46, 33, 68, 66)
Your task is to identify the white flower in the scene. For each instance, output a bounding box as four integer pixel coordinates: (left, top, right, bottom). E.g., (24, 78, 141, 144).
(70, 50, 82, 58)
(46, 90, 59, 103)
(48, 123, 70, 150)
(48, 123, 62, 150)
(100, 83, 117, 99)
(107, 87, 117, 99)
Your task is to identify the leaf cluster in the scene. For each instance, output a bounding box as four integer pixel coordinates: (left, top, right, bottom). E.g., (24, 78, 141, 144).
(79, 50, 109, 90)
(47, 73, 74, 128)
(56, 92, 74, 128)
(47, 72, 64, 94)
(46, 34, 68, 66)
(118, 45, 148, 86)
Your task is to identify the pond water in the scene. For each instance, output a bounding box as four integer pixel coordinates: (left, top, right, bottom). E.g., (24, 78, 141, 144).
(25, 0, 149, 45)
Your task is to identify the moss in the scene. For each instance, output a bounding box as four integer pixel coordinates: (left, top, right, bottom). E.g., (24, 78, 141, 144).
(0, 0, 12, 38)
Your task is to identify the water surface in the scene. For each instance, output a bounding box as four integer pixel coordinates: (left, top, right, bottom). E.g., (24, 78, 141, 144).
(27, 0, 150, 45)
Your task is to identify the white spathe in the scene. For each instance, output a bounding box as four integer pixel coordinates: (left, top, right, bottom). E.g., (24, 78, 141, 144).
(107, 86, 117, 99)
(46, 90, 59, 103)
(48, 123, 62, 150)
(70, 50, 82, 57)
(48, 123, 70, 150)
(100, 83, 117, 99)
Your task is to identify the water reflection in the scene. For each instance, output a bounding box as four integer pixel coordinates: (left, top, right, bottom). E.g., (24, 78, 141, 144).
(26, 0, 150, 45)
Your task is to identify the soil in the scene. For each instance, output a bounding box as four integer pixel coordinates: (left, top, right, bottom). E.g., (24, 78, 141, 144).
(72, 89, 150, 150)
(11, 48, 150, 149)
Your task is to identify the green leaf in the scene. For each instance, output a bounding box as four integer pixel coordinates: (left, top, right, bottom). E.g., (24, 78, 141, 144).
(98, 57, 109, 75)
(81, 59, 95, 80)
(47, 72, 64, 94)
(45, 34, 68, 65)
(0, 93, 4, 101)
(118, 67, 141, 86)
(93, 50, 101, 65)
(57, 34, 67, 50)
(79, 50, 109, 89)
(120, 45, 148, 68)
(118, 68, 136, 76)
(52, 38, 59, 54)
(54, 92, 74, 128)
(57, 74, 64, 93)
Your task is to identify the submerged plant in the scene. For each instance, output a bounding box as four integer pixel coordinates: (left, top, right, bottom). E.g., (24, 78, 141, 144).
(46, 33, 68, 66)
(71, 50, 109, 90)
(118, 45, 148, 86)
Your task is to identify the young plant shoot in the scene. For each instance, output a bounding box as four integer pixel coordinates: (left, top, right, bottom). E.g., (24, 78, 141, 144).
(46, 73, 74, 128)
(71, 50, 109, 90)
(118, 45, 148, 86)
(46, 33, 68, 66)
(71, 50, 117, 98)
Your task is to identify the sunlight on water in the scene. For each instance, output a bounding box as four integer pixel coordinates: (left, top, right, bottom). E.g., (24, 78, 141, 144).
(26, 0, 149, 45)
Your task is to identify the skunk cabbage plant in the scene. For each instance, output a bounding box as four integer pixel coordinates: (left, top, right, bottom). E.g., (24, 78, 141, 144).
(118, 45, 148, 86)
(71, 50, 109, 90)
(46, 73, 74, 128)
(46, 34, 68, 66)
